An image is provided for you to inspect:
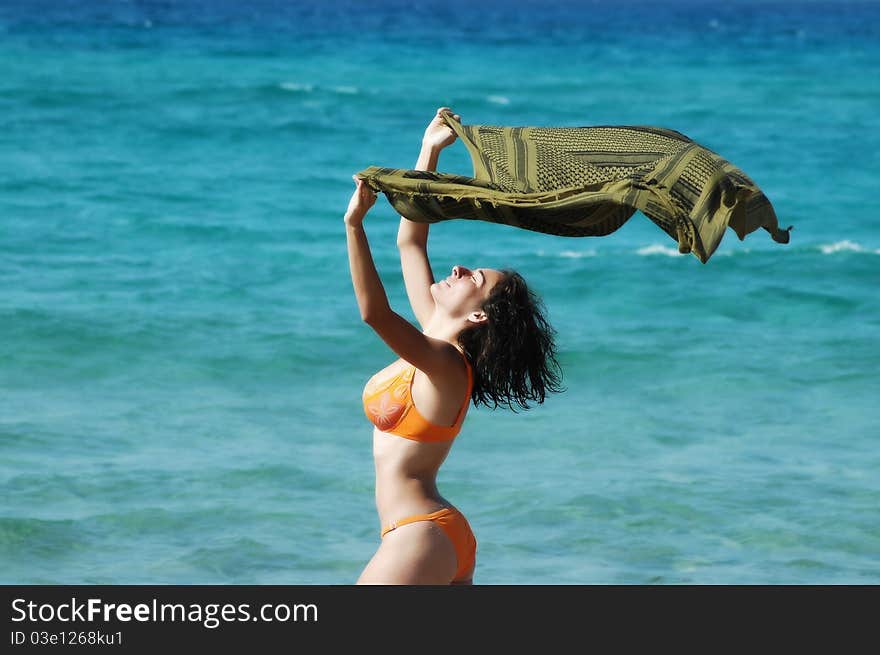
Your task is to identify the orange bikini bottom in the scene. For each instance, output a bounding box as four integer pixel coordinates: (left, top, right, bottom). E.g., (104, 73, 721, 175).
(381, 507, 477, 582)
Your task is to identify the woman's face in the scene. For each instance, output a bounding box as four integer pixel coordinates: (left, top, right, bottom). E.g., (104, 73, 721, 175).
(431, 265, 505, 317)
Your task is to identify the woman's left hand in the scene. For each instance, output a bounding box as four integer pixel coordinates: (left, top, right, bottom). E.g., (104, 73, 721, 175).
(345, 176, 377, 224)
(423, 107, 460, 150)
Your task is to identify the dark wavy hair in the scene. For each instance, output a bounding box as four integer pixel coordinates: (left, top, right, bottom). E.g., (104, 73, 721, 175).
(457, 270, 564, 411)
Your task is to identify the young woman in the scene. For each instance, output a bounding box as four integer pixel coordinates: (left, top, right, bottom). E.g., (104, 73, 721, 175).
(344, 107, 563, 584)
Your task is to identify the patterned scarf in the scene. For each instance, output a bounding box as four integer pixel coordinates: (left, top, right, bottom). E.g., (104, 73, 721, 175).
(357, 111, 791, 263)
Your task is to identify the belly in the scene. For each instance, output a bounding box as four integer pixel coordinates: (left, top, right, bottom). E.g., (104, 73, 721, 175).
(372, 428, 453, 473)
(372, 429, 453, 517)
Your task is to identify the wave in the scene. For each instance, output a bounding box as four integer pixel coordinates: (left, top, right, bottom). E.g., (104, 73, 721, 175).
(278, 82, 315, 93)
(558, 249, 597, 259)
(528, 240, 880, 261)
(637, 241, 879, 258)
(818, 240, 879, 255)
(277, 82, 361, 96)
(535, 249, 596, 259)
(636, 244, 684, 257)
(487, 95, 511, 105)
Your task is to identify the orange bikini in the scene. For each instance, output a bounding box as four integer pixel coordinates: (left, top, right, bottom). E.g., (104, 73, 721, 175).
(362, 353, 477, 582)
(380, 507, 477, 582)
(362, 355, 473, 441)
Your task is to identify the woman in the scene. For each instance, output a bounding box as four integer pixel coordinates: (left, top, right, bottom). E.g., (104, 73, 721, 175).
(344, 107, 563, 585)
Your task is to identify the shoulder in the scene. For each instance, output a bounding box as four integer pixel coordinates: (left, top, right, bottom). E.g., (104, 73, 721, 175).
(416, 340, 469, 388)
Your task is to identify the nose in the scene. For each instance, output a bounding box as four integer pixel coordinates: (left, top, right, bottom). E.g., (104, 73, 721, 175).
(452, 265, 471, 278)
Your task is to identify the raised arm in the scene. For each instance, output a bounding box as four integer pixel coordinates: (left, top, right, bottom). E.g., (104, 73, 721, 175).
(397, 107, 461, 329)
(344, 176, 460, 378)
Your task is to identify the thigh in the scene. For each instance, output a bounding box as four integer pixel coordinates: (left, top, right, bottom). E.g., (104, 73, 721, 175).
(356, 520, 458, 585)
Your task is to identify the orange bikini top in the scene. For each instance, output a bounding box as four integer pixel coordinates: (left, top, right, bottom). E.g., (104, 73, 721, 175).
(362, 354, 473, 442)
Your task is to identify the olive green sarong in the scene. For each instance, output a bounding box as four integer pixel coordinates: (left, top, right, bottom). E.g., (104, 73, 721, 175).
(356, 111, 791, 263)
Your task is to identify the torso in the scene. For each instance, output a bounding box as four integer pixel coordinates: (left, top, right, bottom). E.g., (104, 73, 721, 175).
(362, 355, 473, 526)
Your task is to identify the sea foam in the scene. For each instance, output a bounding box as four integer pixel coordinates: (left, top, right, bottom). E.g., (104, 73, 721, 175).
(279, 82, 314, 93)
(636, 244, 683, 257)
(819, 240, 878, 254)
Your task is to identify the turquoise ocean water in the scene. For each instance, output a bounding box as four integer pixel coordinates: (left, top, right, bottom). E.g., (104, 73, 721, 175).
(1, 0, 878, 584)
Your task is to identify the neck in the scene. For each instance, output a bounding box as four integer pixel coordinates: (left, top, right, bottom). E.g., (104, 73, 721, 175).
(423, 313, 465, 347)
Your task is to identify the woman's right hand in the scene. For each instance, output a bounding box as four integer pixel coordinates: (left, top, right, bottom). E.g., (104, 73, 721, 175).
(422, 107, 460, 151)
(344, 176, 377, 225)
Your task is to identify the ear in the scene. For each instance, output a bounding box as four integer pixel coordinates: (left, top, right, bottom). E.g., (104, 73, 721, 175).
(466, 311, 488, 325)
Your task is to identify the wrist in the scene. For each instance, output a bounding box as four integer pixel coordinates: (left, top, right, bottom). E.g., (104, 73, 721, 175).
(420, 139, 443, 154)
(344, 212, 365, 226)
